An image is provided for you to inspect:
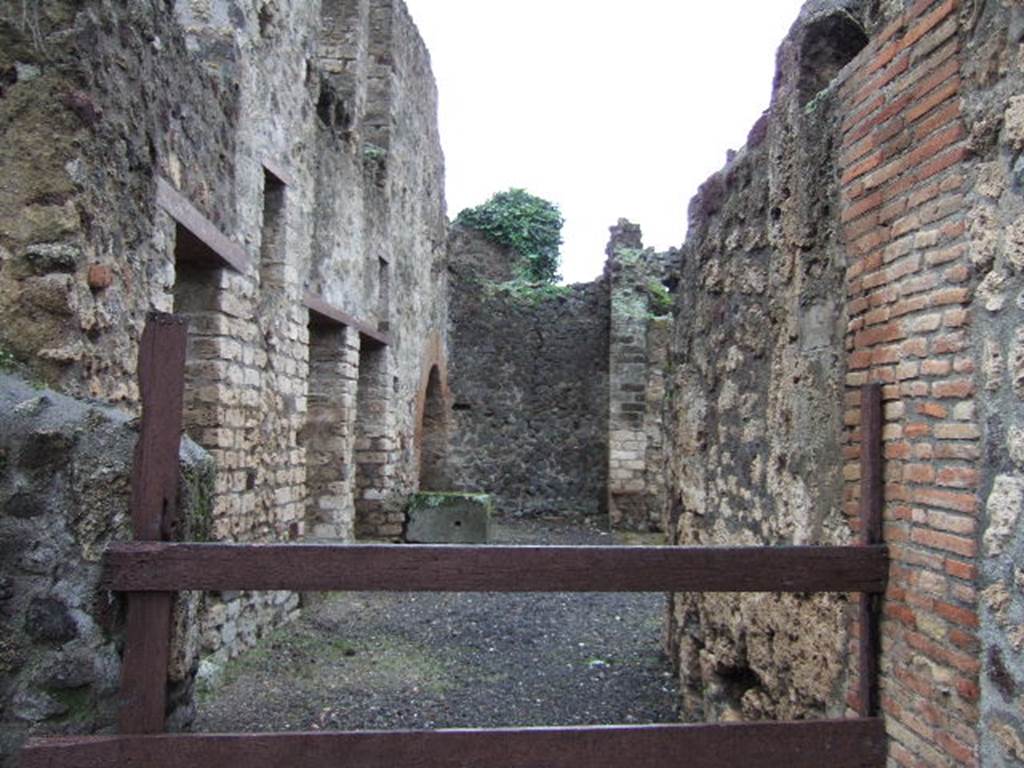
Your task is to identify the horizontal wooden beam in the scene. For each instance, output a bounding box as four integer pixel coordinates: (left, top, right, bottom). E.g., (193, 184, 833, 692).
(156, 178, 251, 274)
(104, 542, 888, 594)
(21, 719, 886, 768)
(304, 292, 392, 347)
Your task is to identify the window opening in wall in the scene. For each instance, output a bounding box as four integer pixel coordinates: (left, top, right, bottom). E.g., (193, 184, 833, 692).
(797, 12, 869, 106)
(171, 225, 226, 464)
(419, 365, 447, 491)
(260, 167, 287, 291)
(377, 257, 390, 331)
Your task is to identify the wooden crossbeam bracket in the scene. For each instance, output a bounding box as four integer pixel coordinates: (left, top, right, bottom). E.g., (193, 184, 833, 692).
(104, 542, 889, 594)
(304, 291, 392, 347)
(21, 718, 887, 768)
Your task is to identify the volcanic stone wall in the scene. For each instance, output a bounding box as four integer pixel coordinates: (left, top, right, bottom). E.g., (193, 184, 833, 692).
(0, 374, 215, 767)
(966, 3, 1024, 764)
(665, 0, 856, 723)
(444, 228, 610, 519)
(0, 0, 448, 732)
(666, 0, 1024, 765)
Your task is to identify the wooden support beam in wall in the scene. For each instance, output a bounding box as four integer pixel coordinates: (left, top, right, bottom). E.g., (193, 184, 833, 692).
(304, 292, 392, 348)
(156, 178, 251, 273)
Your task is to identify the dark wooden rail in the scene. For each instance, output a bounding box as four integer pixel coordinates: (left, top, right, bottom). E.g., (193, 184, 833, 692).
(104, 541, 888, 593)
(17, 315, 889, 767)
(21, 719, 886, 768)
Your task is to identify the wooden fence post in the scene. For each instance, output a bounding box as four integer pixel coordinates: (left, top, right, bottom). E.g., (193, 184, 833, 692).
(857, 382, 884, 718)
(118, 312, 188, 734)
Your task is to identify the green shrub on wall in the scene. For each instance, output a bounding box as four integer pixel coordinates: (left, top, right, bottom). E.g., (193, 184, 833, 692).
(455, 188, 564, 284)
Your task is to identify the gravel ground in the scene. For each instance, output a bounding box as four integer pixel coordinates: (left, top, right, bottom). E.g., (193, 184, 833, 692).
(194, 518, 679, 732)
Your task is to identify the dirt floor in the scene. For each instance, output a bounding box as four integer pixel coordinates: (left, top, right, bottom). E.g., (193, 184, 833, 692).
(194, 518, 679, 732)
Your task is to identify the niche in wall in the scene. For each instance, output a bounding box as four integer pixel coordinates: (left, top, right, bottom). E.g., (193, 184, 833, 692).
(798, 12, 869, 106)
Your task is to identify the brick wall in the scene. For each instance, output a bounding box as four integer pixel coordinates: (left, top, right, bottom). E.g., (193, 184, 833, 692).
(838, 1, 980, 764)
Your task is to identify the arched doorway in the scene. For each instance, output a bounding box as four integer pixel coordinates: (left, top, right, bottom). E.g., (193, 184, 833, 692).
(419, 364, 447, 491)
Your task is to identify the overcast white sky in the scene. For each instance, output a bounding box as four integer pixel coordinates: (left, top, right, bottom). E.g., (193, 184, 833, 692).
(402, 1, 808, 283)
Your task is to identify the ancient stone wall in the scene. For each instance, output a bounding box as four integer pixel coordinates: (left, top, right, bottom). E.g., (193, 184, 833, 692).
(444, 228, 610, 519)
(666, 1, 1024, 765)
(0, 373, 215, 767)
(967, 0, 1024, 760)
(835, 1, 984, 762)
(665, 0, 857, 722)
(0, 0, 448, 680)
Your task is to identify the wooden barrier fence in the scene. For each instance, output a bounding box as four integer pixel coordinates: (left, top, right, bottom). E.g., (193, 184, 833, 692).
(20, 313, 888, 767)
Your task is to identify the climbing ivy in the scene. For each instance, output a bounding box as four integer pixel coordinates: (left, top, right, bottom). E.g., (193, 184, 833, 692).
(0, 345, 14, 372)
(646, 280, 673, 317)
(455, 188, 564, 284)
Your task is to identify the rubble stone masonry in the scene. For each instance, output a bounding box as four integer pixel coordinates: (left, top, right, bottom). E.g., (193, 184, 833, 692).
(667, 0, 1024, 764)
(443, 228, 611, 519)
(0, 0, 448, 749)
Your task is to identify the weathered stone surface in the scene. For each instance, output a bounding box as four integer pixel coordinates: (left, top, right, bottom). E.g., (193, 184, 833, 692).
(0, 0, 451, 671)
(984, 476, 1024, 556)
(443, 225, 674, 527)
(24, 598, 77, 644)
(405, 492, 493, 544)
(966, 2, 1024, 765)
(443, 228, 611, 520)
(0, 372, 214, 764)
(605, 222, 676, 532)
(664, 0, 867, 724)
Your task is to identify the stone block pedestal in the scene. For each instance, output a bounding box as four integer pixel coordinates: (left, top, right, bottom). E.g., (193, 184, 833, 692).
(405, 493, 493, 544)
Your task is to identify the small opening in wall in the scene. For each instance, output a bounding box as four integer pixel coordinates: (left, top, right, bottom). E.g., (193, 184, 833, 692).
(172, 226, 226, 457)
(260, 168, 287, 291)
(452, 403, 472, 412)
(316, 78, 352, 134)
(305, 320, 353, 541)
(377, 257, 390, 330)
(419, 365, 447, 492)
(355, 344, 393, 538)
(798, 12, 869, 106)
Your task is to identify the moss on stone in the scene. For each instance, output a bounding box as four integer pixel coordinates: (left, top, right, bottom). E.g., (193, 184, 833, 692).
(50, 686, 93, 723)
(409, 491, 492, 512)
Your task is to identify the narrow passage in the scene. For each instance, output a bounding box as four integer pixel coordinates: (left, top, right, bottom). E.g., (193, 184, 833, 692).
(195, 518, 678, 732)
